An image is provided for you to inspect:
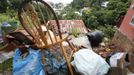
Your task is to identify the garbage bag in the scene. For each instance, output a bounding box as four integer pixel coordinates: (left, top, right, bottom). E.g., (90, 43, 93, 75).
(44, 50, 68, 75)
(71, 49, 110, 75)
(87, 31, 103, 47)
(13, 48, 45, 75)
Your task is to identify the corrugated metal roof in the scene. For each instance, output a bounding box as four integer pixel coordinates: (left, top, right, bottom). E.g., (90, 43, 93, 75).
(49, 20, 88, 34)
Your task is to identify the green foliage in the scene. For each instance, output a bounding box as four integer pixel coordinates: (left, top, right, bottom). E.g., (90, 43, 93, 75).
(82, 9, 99, 29)
(69, 28, 80, 37)
(0, 0, 10, 13)
(0, 8, 18, 25)
(67, 0, 131, 29)
(0, 13, 19, 36)
(0, 0, 19, 72)
(70, 0, 106, 9)
(97, 25, 116, 39)
(6, 8, 17, 18)
(9, 0, 22, 10)
(70, 0, 89, 9)
(92, 9, 119, 25)
(0, 13, 19, 26)
(61, 0, 132, 39)
(0, 43, 4, 47)
(61, 6, 82, 19)
(0, 58, 12, 72)
(0, 14, 10, 24)
(104, 0, 132, 25)
(0, 0, 22, 13)
(63, 12, 82, 20)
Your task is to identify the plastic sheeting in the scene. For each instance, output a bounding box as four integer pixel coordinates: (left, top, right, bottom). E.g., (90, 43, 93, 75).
(44, 50, 68, 75)
(71, 49, 110, 75)
(13, 48, 68, 75)
(13, 48, 45, 75)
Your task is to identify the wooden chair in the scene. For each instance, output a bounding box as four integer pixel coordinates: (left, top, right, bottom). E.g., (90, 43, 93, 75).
(18, 0, 77, 75)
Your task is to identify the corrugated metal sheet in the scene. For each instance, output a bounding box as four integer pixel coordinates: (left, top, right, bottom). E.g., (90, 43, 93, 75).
(49, 20, 88, 34)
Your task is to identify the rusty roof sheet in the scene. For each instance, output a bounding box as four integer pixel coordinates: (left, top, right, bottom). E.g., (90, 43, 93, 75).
(49, 20, 88, 34)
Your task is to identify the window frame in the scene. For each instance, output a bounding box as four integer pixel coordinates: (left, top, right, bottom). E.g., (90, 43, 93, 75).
(130, 16, 134, 26)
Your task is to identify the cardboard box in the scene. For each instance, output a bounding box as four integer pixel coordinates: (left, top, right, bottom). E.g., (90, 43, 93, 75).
(107, 52, 127, 75)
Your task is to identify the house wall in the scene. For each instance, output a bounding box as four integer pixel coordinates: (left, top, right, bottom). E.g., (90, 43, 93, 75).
(112, 29, 134, 52)
(119, 0, 134, 41)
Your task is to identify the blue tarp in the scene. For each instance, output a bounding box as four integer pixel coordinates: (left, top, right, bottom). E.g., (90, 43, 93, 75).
(13, 48, 68, 75)
(13, 48, 45, 75)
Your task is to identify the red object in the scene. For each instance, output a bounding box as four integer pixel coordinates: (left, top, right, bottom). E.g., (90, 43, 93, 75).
(119, 0, 134, 41)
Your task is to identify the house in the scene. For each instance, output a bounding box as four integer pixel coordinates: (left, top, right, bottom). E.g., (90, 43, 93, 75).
(112, 0, 134, 51)
(119, 0, 134, 41)
(49, 20, 88, 34)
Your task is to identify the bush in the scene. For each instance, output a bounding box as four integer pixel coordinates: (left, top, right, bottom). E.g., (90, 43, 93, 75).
(0, 13, 19, 25)
(0, 58, 12, 72)
(97, 25, 116, 39)
(0, 13, 19, 39)
(0, 14, 10, 24)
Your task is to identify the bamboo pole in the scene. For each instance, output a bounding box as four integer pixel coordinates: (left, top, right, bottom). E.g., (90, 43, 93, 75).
(59, 43, 74, 75)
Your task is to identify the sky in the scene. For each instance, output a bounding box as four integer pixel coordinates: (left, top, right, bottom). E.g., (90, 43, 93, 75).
(45, 0, 73, 4)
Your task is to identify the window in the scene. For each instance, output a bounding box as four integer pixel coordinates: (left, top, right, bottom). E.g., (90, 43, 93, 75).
(130, 16, 134, 26)
(131, 5, 134, 9)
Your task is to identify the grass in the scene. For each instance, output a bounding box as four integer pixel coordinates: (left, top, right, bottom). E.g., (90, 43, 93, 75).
(0, 58, 12, 72)
(0, 43, 12, 72)
(69, 28, 80, 37)
(0, 43, 3, 47)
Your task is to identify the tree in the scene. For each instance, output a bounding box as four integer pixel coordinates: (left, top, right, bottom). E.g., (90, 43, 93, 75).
(61, 6, 81, 19)
(70, 0, 106, 10)
(55, 3, 64, 9)
(82, 9, 99, 29)
(0, 0, 10, 12)
(0, 0, 22, 13)
(62, 10, 82, 20)
(105, 0, 132, 25)
(9, 0, 22, 10)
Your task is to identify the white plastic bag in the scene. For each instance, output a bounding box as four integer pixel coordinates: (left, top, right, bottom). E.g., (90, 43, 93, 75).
(71, 49, 110, 75)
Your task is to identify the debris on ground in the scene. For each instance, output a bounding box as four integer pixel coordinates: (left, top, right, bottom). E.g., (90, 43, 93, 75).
(0, 51, 14, 63)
